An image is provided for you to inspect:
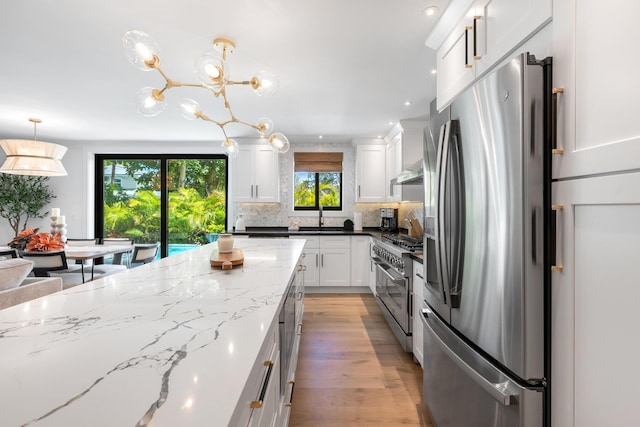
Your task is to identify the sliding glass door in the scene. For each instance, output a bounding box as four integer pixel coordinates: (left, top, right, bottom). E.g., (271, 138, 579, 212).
(95, 155, 228, 258)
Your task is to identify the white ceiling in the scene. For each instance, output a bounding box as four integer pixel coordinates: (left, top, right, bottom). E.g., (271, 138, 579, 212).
(0, 0, 449, 145)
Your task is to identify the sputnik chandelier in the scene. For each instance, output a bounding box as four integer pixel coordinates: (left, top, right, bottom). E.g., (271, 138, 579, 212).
(122, 30, 290, 156)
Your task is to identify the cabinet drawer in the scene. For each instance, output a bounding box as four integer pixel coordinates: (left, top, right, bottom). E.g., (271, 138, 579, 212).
(319, 236, 350, 249)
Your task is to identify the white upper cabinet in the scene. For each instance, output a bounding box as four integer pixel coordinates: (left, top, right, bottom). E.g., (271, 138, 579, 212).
(473, 0, 552, 76)
(355, 144, 386, 203)
(232, 145, 280, 203)
(385, 121, 425, 203)
(436, 0, 551, 110)
(553, 0, 640, 179)
(437, 7, 478, 110)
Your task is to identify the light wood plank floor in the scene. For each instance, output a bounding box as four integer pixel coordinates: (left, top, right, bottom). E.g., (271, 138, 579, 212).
(289, 294, 433, 426)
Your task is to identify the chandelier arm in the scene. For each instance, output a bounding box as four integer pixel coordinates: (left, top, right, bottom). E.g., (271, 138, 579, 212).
(197, 112, 226, 128)
(225, 80, 253, 86)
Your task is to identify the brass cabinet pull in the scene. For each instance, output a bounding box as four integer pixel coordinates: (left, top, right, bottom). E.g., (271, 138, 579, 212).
(250, 341, 277, 409)
(552, 87, 565, 155)
(464, 26, 473, 68)
(473, 16, 481, 59)
(284, 380, 296, 407)
(551, 204, 564, 272)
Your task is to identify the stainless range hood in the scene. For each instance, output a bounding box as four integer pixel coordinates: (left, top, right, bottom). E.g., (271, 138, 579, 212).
(390, 159, 423, 185)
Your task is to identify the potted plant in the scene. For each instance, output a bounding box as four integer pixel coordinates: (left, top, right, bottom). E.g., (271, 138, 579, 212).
(0, 174, 55, 238)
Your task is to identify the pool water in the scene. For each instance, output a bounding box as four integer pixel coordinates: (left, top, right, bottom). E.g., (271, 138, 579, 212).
(168, 244, 200, 257)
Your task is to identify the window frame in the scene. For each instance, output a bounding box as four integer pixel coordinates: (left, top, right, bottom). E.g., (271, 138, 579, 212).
(94, 154, 228, 258)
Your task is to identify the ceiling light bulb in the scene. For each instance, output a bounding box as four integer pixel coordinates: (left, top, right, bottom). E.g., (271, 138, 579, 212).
(179, 99, 201, 120)
(405, 101, 412, 106)
(422, 6, 438, 16)
(268, 132, 290, 153)
(194, 53, 227, 88)
(252, 70, 279, 97)
(123, 30, 161, 71)
(431, 68, 437, 75)
(222, 139, 240, 157)
(256, 117, 273, 136)
(135, 87, 167, 116)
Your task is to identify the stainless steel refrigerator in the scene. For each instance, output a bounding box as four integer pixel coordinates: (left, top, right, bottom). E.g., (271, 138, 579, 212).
(421, 52, 551, 426)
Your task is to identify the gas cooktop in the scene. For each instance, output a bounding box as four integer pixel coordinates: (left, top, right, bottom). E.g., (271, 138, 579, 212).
(380, 233, 423, 252)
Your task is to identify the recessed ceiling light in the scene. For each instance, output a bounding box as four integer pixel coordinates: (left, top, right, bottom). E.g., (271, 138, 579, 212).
(431, 68, 437, 75)
(404, 101, 412, 106)
(319, 135, 323, 139)
(423, 6, 438, 16)
(389, 121, 395, 126)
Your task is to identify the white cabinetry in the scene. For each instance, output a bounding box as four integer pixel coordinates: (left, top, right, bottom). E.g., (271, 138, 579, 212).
(436, 0, 552, 109)
(291, 236, 320, 288)
(552, 173, 640, 427)
(553, 0, 640, 179)
(232, 145, 279, 203)
(234, 322, 280, 427)
(319, 236, 351, 287)
(412, 259, 424, 367)
(385, 121, 425, 203)
(355, 145, 386, 203)
(290, 236, 351, 288)
(350, 236, 372, 288)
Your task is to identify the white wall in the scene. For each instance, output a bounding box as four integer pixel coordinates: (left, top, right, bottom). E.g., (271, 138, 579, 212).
(0, 138, 229, 245)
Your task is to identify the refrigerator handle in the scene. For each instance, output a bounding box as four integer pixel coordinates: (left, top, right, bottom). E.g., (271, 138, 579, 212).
(448, 122, 465, 308)
(423, 305, 516, 406)
(435, 121, 450, 305)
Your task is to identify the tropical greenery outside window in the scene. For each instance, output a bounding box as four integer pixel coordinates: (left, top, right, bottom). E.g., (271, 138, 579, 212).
(293, 152, 342, 210)
(95, 155, 227, 258)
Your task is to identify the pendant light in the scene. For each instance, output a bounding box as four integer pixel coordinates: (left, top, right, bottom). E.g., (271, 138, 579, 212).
(0, 118, 68, 176)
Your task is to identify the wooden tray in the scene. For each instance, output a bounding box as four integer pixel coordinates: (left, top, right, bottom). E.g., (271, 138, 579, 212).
(210, 248, 244, 270)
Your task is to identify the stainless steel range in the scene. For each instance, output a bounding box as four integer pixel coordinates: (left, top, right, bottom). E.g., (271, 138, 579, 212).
(371, 233, 422, 352)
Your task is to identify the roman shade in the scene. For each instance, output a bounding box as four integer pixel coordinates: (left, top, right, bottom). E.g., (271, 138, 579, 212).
(294, 152, 343, 172)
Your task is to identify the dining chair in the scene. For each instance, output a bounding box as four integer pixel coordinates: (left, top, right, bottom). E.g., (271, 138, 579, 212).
(101, 238, 134, 266)
(20, 251, 86, 289)
(66, 238, 100, 266)
(130, 243, 160, 267)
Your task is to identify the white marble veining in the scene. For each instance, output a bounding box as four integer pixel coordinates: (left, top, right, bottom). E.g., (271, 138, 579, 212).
(0, 239, 305, 427)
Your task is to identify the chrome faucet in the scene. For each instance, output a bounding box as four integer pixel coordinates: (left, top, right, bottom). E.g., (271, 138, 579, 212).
(318, 205, 323, 228)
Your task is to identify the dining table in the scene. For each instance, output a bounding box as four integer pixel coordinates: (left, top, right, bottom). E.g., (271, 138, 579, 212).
(64, 244, 134, 282)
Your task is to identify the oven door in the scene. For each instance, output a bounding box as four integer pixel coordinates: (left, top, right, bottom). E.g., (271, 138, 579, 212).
(374, 260, 410, 334)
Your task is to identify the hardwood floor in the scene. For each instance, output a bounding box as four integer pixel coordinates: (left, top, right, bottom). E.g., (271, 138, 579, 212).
(289, 294, 433, 426)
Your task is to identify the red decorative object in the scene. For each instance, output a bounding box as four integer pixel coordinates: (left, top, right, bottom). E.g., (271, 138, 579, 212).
(7, 228, 39, 250)
(26, 232, 65, 252)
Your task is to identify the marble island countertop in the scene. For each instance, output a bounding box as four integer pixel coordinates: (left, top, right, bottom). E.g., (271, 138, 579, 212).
(0, 238, 305, 427)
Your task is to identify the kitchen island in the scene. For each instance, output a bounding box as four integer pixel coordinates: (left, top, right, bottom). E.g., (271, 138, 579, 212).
(0, 238, 305, 427)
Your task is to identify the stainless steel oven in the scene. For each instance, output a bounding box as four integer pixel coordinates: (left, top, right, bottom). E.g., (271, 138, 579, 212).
(371, 236, 418, 352)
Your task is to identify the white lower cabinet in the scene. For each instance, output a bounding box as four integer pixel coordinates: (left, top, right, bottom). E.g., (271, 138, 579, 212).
(232, 322, 280, 427)
(350, 236, 372, 288)
(412, 259, 424, 367)
(290, 236, 350, 288)
(552, 172, 640, 427)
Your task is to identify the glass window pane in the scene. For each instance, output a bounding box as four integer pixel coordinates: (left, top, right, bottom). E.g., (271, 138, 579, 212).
(319, 172, 341, 208)
(167, 159, 227, 253)
(294, 172, 316, 208)
(102, 159, 161, 244)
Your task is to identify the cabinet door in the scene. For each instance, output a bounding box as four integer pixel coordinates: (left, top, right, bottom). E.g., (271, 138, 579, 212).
(350, 236, 371, 287)
(436, 8, 476, 110)
(412, 260, 424, 367)
(356, 145, 386, 202)
(553, 0, 640, 179)
(254, 146, 279, 202)
(473, 0, 552, 76)
(302, 247, 320, 288)
(232, 146, 255, 202)
(386, 134, 402, 202)
(319, 248, 351, 287)
(552, 172, 640, 427)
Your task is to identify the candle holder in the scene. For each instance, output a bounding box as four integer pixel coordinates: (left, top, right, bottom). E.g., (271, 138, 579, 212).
(51, 216, 68, 244)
